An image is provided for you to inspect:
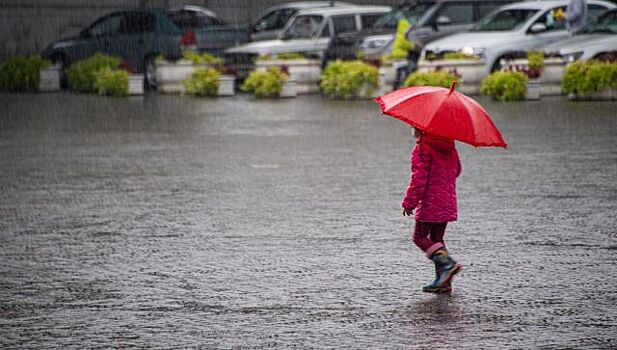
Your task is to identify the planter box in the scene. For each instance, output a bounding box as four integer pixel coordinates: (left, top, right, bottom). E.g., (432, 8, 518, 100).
(39, 65, 61, 92)
(280, 80, 297, 98)
(502, 58, 566, 96)
(569, 88, 617, 100)
(255, 59, 321, 94)
(417, 59, 485, 95)
(218, 75, 235, 96)
(526, 80, 540, 100)
(128, 74, 144, 95)
(156, 59, 217, 93)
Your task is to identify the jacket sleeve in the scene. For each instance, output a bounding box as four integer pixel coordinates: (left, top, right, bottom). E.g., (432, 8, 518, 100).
(402, 145, 431, 210)
(566, 0, 583, 21)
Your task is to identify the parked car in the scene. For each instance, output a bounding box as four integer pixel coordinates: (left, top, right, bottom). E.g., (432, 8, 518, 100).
(250, 1, 356, 42)
(42, 9, 184, 89)
(167, 5, 248, 56)
(540, 8, 617, 62)
(324, 0, 515, 64)
(420, 0, 615, 75)
(225, 6, 391, 79)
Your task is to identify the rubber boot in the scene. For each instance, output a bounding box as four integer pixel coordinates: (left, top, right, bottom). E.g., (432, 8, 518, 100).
(422, 260, 452, 293)
(422, 249, 460, 293)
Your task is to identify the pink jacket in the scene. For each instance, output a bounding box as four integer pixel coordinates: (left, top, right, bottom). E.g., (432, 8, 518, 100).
(402, 134, 461, 222)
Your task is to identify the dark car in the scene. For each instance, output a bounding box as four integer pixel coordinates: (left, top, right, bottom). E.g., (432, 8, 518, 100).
(167, 5, 249, 56)
(42, 9, 185, 89)
(323, 0, 516, 85)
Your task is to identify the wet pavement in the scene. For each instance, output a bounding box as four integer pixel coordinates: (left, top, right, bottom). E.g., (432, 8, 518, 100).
(1, 93, 616, 349)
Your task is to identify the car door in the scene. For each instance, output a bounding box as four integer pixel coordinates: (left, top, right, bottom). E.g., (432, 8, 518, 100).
(325, 14, 358, 52)
(525, 6, 571, 49)
(116, 12, 157, 72)
(427, 2, 476, 41)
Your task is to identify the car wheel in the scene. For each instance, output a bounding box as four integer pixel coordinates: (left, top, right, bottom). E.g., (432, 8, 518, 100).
(52, 53, 68, 90)
(144, 55, 157, 91)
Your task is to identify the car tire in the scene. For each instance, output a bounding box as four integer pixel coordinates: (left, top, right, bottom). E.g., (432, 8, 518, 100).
(144, 55, 157, 91)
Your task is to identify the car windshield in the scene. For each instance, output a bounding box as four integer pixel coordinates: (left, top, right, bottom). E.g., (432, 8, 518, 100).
(372, 4, 434, 29)
(580, 10, 617, 34)
(283, 15, 324, 39)
(473, 9, 538, 31)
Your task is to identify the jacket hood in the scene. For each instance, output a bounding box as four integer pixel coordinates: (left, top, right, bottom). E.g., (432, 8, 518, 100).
(420, 134, 455, 154)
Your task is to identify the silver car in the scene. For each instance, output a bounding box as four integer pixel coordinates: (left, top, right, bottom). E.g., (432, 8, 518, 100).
(541, 8, 617, 62)
(421, 0, 615, 75)
(250, 1, 356, 42)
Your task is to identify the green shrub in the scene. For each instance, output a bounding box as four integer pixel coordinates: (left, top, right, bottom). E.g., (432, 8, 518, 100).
(442, 52, 479, 60)
(241, 67, 288, 98)
(403, 70, 457, 88)
(562, 60, 617, 95)
(181, 51, 224, 65)
(320, 60, 379, 98)
(481, 71, 528, 101)
(389, 19, 413, 60)
(66, 53, 122, 93)
(527, 51, 544, 70)
(94, 67, 129, 97)
(257, 52, 306, 61)
(0, 55, 51, 92)
(183, 67, 220, 97)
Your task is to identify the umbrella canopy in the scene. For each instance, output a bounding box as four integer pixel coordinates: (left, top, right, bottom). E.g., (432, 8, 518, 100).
(375, 82, 507, 148)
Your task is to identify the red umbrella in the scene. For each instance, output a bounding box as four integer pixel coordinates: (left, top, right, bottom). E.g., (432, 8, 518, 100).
(375, 81, 507, 148)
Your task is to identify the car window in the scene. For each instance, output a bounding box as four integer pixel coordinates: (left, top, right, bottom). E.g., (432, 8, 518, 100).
(361, 13, 383, 29)
(332, 15, 357, 35)
(372, 3, 434, 29)
(121, 13, 155, 33)
(88, 14, 123, 36)
(437, 3, 474, 25)
(473, 9, 538, 31)
(278, 9, 298, 28)
(534, 7, 567, 32)
(588, 5, 611, 22)
(583, 9, 617, 33)
(168, 10, 226, 30)
(320, 21, 331, 37)
(254, 9, 281, 32)
(283, 14, 324, 39)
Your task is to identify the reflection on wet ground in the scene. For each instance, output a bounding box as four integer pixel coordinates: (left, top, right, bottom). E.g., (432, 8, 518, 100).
(1, 93, 616, 348)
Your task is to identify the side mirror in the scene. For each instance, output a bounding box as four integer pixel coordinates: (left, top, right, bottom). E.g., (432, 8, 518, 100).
(530, 23, 547, 33)
(436, 16, 452, 26)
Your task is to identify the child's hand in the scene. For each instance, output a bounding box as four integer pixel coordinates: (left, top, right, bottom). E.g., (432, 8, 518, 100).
(403, 208, 413, 217)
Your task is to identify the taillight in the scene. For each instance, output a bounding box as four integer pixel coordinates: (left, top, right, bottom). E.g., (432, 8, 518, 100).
(180, 31, 196, 49)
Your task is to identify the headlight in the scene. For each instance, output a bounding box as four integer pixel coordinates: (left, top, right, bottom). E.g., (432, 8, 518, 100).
(461, 46, 485, 57)
(361, 39, 389, 49)
(564, 51, 584, 63)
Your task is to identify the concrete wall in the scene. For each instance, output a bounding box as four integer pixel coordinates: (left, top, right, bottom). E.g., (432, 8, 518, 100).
(0, 0, 399, 58)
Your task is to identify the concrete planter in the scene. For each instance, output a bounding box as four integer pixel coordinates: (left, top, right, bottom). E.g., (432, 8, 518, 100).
(569, 88, 617, 100)
(526, 80, 540, 100)
(156, 59, 217, 93)
(218, 75, 235, 96)
(280, 80, 297, 98)
(417, 59, 485, 95)
(128, 74, 144, 95)
(255, 59, 321, 94)
(39, 65, 61, 92)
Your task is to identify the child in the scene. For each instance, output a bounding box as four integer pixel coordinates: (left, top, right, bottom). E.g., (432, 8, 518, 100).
(402, 128, 462, 293)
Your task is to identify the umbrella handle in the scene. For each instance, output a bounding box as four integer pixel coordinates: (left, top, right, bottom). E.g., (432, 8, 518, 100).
(449, 81, 457, 95)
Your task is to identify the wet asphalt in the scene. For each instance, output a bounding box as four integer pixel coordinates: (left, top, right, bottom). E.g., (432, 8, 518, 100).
(1, 93, 616, 349)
